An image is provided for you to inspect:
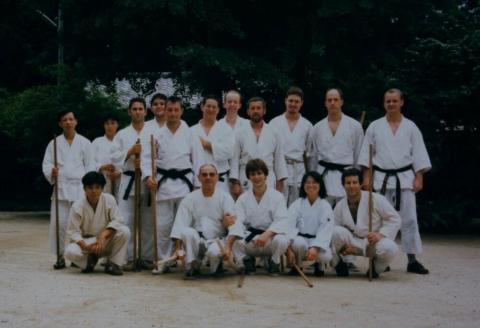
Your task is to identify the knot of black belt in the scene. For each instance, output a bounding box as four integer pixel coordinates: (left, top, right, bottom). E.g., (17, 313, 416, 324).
(318, 160, 351, 178)
(298, 232, 315, 239)
(218, 170, 230, 182)
(373, 164, 414, 211)
(122, 170, 136, 200)
(245, 227, 265, 243)
(156, 167, 194, 191)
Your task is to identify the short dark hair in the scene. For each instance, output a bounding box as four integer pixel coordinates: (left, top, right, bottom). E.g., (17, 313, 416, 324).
(245, 158, 269, 178)
(167, 95, 183, 108)
(341, 168, 363, 185)
(150, 93, 167, 105)
(385, 88, 404, 101)
(201, 94, 221, 107)
(57, 110, 76, 122)
(326, 88, 344, 100)
(299, 171, 327, 199)
(286, 86, 304, 100)
(247, 96, 266, 109)
(128, 97, 146, 110)
(82, 171, 106, 188)
(102, 112, 119, 123)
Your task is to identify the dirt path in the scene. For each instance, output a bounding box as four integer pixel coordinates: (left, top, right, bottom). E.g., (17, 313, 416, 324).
(1, 214, 479, 328)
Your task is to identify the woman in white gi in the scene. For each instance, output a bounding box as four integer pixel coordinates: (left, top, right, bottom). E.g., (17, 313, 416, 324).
(287, 171, 333, 276)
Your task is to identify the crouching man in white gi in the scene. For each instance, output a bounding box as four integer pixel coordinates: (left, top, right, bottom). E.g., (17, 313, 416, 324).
(64, 171, 130, 275)
(332, 168, 401, 278)
(228, 159, 290, 275)
(286, 171, 334, 277)
(170, 164, 240, 279)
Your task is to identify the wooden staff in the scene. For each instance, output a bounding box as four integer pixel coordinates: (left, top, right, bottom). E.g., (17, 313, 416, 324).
(292, 263, 314, 288)
(133, 139, 142, 271)
(359, 111, 366, 128)
(214, 238, 244, 288)
(150, 135, 159, 271)
(368, 144, 374, 281)
(302, 151, 309, 173)
(53, 135, 61, 266)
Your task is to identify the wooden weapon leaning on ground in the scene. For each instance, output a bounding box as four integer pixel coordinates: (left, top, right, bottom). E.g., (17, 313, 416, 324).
(150, 135, 159, 272)
(292, 262, 314, 288)
(368, 144, 374, 281)
(53, 135, 61, 267)
(133, 139, 142, 271)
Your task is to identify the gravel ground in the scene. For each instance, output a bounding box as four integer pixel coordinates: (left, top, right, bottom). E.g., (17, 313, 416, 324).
(1, 213, 479, 328)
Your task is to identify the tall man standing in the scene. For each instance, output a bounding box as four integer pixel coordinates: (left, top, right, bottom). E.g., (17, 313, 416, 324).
(230, 97, 288, 193)
(42, 110, 95, 269)
(269, 86, 312, 206)
(191, 95, 235, 192)
(111, 97, 153, 269)
(143, 96, 204, 273)
(358, 88, 431, 274)
(145, 93, 167, 132)
(309, 88, 364, 205)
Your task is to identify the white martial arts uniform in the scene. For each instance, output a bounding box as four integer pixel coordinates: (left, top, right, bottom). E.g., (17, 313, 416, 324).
(332, 191, 401, 273)
(42, 133, 95, 255)
(309, 114, 364, 203)
(110, 124, 153, 262)
(358, 116, 431, 255)
(145, 118, 165, 131)
(170, 189, 241, 272)
(141, 121, 204, 260)
(92, 135, 120, 197)
(269, 114, 313, 206)
(230, 122, 288, 191)
(219, 116, 249, 133)
(231, 187, 290, 265)
(190, 120, 235, 191)
(64, 193, 130, 268)
(287, 197, 334, 266)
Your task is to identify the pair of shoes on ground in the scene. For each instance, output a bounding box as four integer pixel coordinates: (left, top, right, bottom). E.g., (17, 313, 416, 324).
(407, 260, 429, 274)
(288, 263, 324, 277)
(123, 259, 153, 272)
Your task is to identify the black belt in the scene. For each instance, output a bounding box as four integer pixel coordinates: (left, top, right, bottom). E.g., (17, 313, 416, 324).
(219, 170, 230, 183)
(198, 231, 205, 239)
(298, 232, 315, 239)
(156, 168, 194, 191)
(318, 160, 351, 178)
(245, 227, 265, 243)
(373, 164, 414, 211)
(122, 171, 136, 200)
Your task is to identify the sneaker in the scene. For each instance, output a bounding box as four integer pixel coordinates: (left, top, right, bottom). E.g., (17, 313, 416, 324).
(334, 258, 349, 277)
(53, 257, 66, 270)
(243, 257, 256, 275)
(184, 268, 200, 280)
(123, 261, 135, 272)
(407, 261, 429, 274)
(313, 263, 325, 277)
(104, 262, 123, 276)
(268, 260, 280, 275)
(81, 253, 99, 273)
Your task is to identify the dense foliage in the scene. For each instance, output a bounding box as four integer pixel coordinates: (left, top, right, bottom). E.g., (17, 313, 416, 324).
(0, 0, 478, 231)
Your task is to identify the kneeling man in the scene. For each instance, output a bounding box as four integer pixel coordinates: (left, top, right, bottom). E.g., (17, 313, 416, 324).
(332, 168, 400, 278)
(228, 159, 290, 274)
(170, 164, 240, 278)
(65, 171, 130, 275)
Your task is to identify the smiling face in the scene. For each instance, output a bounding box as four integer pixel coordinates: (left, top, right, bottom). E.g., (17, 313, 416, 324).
(303, 176, 320, 200)
(224, 91, 241, 112)
(201, 98, 220, 121)
(343, 175, 361, 199)
(285, 94, 303, 115)
(383, 90, 404, 115)
(248, 169, 267, 189)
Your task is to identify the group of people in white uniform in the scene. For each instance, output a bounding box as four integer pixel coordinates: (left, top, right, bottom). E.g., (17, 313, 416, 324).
(42, 86, 431, 278)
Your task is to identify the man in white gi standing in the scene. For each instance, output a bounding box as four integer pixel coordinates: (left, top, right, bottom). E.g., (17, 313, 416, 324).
(170, 164, 241, 278)
(65, 171, 130, 275)
(92, 113, 121, 197)
(332, 168, 401, 278)
(309, 88, 364, 206)
(359, 88, 431, 274)
(191, 95, 235, 192)
(143, 96, 204, 273)
(110, 97, 153, 270)
(145, 93, 167, 131)
(230, 97, 288, 193)
(269, 86, 312, 206)
(42, 110, 95, 269)
(229, 159, 290, 274)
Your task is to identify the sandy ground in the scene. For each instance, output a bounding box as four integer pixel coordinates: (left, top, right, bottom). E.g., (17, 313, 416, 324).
(0, 213, 479, 328)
